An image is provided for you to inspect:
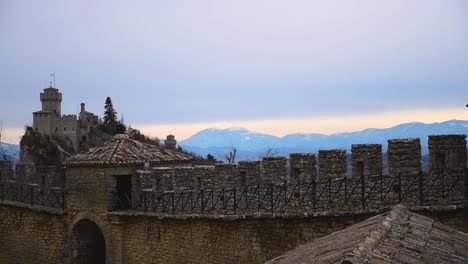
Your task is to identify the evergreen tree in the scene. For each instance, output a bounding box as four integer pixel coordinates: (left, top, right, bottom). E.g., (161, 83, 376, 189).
(99, 97, 126, 135)
(103, 97, 117, 127)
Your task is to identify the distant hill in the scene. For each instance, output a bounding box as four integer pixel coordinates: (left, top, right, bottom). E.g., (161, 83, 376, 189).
(0, 143, 20, 164)
(180, 120, 468, 160)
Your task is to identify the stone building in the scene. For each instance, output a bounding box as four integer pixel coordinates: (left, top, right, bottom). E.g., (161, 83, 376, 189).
(32, 84, 98, 151)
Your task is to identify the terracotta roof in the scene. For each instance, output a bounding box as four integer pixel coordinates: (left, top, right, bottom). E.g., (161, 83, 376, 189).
(266, 205, 468, 264)
(64, 134, 194, 167)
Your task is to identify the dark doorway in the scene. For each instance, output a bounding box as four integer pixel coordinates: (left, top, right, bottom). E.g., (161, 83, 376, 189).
(115, 175, 132, 209)
(71, 219, 106, 264)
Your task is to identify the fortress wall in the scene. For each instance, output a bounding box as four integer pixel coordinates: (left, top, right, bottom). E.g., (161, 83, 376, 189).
(0, 204, 66, 264)
(238, 161, 261, 187)
(116, 212, 372, 264)
(351, 144, 382, 178)
(56, 115, 79, 151)
(427, 135, 467, 205)
(387, 138, 422, 177)
(15, 162, 36, 183)
(215, 164, 239, 188)
(289, 153, 317, 183)
(262, 157, 287, 184)
(318, 149, 347, 179)
(0, 160, 14, 181)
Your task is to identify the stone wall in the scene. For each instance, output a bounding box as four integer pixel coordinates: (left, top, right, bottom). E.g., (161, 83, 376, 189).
(318, 149, 347, 178)
(0, 160, 14, 181)
(112, 212, 373, 264)
(387, 138, 422, 177)
(0, 203, 67, 264)
(351, 144, 382, 178)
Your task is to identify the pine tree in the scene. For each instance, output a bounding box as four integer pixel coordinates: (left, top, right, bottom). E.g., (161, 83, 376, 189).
(99, 97, 126, 135)
(103, 97, 117, 127)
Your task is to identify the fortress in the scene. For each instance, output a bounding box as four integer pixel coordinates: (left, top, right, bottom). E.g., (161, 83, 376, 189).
(0, 130, 467, 263)
(32, 84, 99, 152)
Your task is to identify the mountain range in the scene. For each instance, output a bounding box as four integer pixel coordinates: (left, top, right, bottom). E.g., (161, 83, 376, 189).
(2, 120, 468, 163)
(179, 120, 468, 160)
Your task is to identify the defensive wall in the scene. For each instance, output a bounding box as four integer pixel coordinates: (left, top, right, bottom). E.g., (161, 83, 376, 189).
(0, 135, 467, 264)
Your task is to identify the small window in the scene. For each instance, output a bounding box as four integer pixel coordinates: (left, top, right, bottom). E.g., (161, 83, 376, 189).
(55, 127, 58, 132)
(82, 136, 87, 142)
(64, 127, 67, 131)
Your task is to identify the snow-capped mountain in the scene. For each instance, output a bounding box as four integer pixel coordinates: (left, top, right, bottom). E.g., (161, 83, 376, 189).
(0, 143, 20, 163)
(180, 120, 468, 160)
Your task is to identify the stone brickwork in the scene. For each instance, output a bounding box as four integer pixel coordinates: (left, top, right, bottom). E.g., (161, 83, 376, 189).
(15, 162, 36, 183)
(1, 134, 468, 264)
(262, 157, 287, 184)
(0, 204, 66, 264)
(290, 153, 317, 183)
(351, 144, 382, 178)
(318, 149, 347, 178)
(0, 160, 14, 181)
(388, 138, 422, 177)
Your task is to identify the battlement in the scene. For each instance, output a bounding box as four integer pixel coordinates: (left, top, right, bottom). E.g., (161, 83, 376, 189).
(123, 134, 468, 215)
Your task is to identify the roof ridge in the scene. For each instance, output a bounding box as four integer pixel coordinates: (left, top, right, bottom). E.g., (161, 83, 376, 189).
(108, 138, 124, 163)
(339, 204, 409, 264)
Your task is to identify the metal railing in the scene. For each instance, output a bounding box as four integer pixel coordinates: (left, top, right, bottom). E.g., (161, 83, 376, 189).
(112, 169, 468, 215)
(0, 181, 66, 210)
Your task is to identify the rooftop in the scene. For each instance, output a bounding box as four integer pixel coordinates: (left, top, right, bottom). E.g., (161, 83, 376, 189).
(266, 205, 468, 264)
(64, 134, 194, 167)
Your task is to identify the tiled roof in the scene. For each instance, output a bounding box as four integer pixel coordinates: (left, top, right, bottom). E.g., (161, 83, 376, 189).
(266, 205, 468, 264)
(64, 134, 194, 167)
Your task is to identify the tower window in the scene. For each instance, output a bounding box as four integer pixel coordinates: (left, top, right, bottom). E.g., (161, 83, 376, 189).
(64, 127, 67, 131)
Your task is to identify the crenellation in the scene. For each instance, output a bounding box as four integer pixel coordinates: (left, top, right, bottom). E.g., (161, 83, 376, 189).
(1, 134, 468, 264)
(289, 153, 317, 183)
(238, 160, 261, 187)
(351, 144, 382, 178)
(262, 157, 287, 184)
(214, 163, 239, 189)
(318, 149, 347, 178)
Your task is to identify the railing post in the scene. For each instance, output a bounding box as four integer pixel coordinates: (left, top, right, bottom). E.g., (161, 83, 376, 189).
(270, 184, 274, 213)
(200, 190, 204, 214)
(419, 171, 424, 206)
(233, 187, 237, 215)
(361, 174, 366, 209)
(62, 191, 66, 210)
(143, 192, 148, 213)
(30, 187, 34, 206)
(312, 179, 316, 212)
(398, 174, 402, 204)
(171, 193, 175, 214)
(465, 167, 468, 199)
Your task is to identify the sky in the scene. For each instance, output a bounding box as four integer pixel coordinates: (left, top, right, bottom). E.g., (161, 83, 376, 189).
(1, 0, 467, 144)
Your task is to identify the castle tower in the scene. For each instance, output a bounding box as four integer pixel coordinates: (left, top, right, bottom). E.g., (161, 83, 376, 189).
(40, 84, 62, 116)
(165, 134, 177, 150)
(32, 84, 63, 135)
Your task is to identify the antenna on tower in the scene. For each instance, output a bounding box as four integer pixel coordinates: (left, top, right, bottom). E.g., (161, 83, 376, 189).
(50, 72, 56, 87)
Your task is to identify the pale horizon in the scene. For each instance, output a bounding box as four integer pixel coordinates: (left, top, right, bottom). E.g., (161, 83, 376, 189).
(3, 106, 467, 144)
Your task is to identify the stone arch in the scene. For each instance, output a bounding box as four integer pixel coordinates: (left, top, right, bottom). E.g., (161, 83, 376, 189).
(71, 219, 106, 264)
(68, 213, 116, 264)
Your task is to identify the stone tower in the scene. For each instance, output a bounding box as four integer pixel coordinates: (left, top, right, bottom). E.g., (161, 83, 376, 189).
(165, 134, 177, 150)
(40, 85, 62, 117)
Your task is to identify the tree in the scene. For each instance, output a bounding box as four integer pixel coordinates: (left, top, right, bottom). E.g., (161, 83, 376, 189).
(258, 146, 278, 159)
(222, 147, 237, 164)
(103, 97, 117, 126)
(0, 122, 13, 161)
(99, 97, 126, 135)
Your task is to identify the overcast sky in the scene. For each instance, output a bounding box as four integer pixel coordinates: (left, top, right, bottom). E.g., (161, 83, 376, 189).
(1, 0, 467, 143)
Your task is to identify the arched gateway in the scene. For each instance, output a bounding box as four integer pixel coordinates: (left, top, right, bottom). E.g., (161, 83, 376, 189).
(71, 219, 106, 264)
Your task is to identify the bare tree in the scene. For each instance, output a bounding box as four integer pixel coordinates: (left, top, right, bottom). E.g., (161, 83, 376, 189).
(258, 146, 278, 159)
(0, 122, 13, 161)
(218, 146, 237, 164)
